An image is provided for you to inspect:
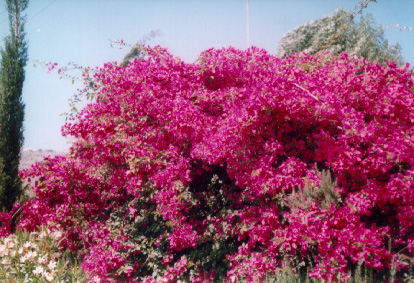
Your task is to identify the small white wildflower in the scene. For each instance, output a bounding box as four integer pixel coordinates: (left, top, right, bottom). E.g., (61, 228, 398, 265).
(39, 230, 46, 238)
(0, 244, 6, 256)
(51, 252, 61, 259)
(44, 272, 54, 282)
(30, 242, 37, 249)
(52, 230, 62, 239)
(38, 255, 48, 265)
(3, 238, 11, 246)
(10, 250, 16, 257)
(33, 265, 44, 275)
(20, 255, 27, 262)
(6, 241, 14, 249)
(26, 250, 37, 261)
(23, 241, 31, 248)
(1, 257, 11, 265)
(18, 247, 24, 254)
(49, 268, 56, 276)
(47, 260, 57, 270)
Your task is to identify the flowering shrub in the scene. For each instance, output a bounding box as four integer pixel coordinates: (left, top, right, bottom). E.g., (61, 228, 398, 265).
(0, 225, 88, 282)
(0, 203, 21, 237)
(14, 46, 414, 282)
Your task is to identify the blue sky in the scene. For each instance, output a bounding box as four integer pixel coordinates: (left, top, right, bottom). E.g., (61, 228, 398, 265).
(0, 0, 413, 151)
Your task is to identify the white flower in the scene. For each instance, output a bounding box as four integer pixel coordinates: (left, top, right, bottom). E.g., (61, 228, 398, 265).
(6, 241, 14, 249)
(18, 247, 24, 254)
(10, 250, 16, 257)
(51, 252, 61, 259)
(39, 230, 47, 239)
(0, 244, 6, 256)
(52, 230, 62, 239)
(47, 260, 57, 270)
(1, 257, 11, 265)
(23, 241, 31, 248)
(3, 238, 11, 246)
(26, 250, 37, 261)
(20, 255, 27, 262)
(33, 265, 44, 275)
(44, 272, 54, 281)
(38, 255, 48, 265)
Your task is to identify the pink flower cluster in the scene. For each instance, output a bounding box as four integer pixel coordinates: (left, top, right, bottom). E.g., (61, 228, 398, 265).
(13, 46, 414, 282)
(46, 62, 58, 74)
(0, 203, 20, 237)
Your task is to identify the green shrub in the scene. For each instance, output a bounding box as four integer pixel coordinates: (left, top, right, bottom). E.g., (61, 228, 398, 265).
(0, 226, 89, 282)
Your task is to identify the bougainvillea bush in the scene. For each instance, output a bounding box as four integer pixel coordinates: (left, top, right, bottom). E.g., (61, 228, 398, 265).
(6, 46, 414, 282)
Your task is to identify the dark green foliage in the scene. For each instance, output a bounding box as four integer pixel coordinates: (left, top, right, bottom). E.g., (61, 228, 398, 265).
(99, 165, 241, 282)
(277, 8, 404, 66)
(120, 45, 141, 67)
(0, 0, 29, 212)
(120, 30, 161, 67)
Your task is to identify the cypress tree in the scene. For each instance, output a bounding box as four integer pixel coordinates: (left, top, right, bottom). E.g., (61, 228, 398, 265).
(0, 0, 29, 212)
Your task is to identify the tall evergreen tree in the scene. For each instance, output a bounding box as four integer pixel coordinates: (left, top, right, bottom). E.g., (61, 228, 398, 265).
(0, 0, 29, 212)
(277, 8, 403, 66)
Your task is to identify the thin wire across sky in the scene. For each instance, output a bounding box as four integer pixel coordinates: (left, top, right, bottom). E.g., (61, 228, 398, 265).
(0, 0, 56, 25)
